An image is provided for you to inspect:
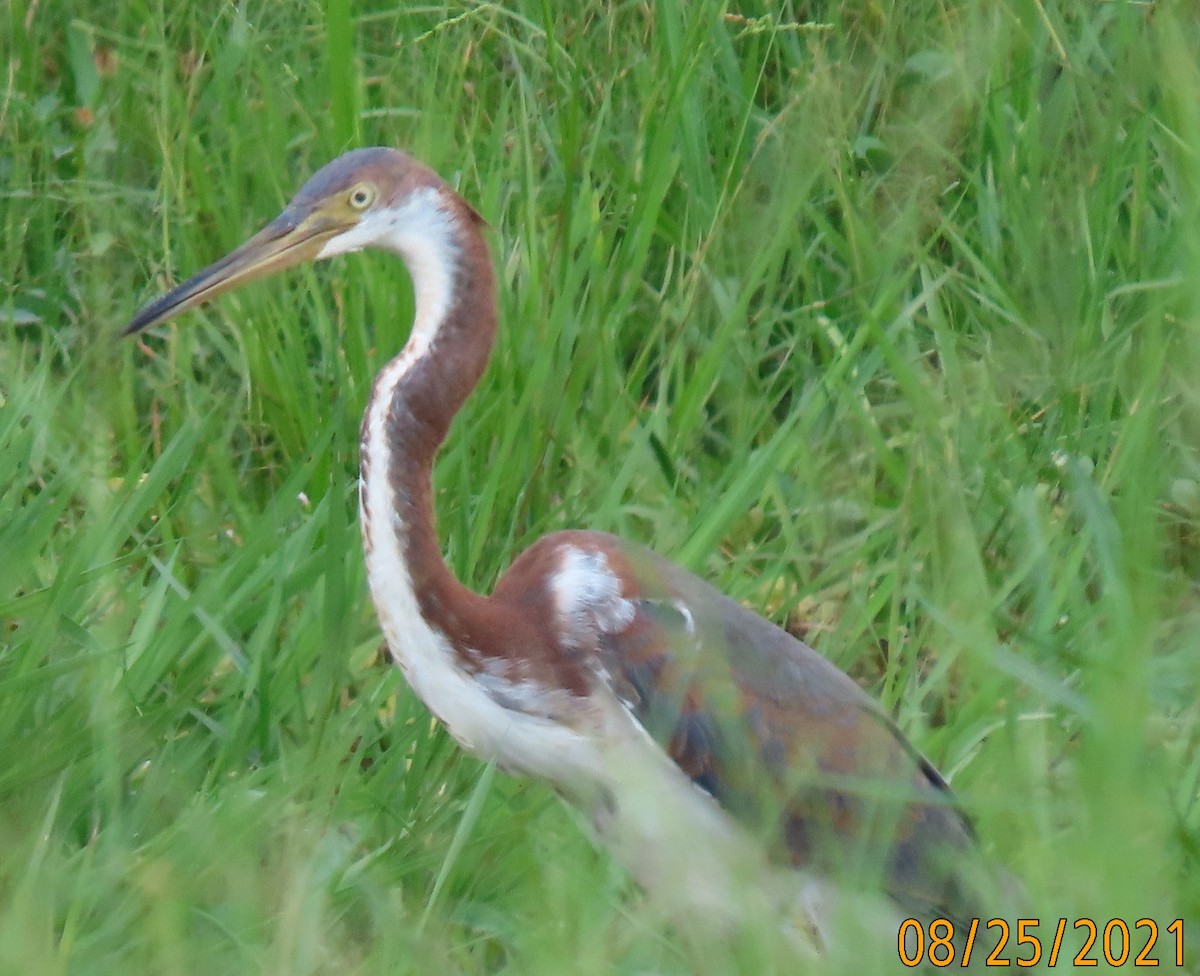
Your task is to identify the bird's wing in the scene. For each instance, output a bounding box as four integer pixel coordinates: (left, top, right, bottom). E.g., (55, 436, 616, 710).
(516, 531, 991, 924)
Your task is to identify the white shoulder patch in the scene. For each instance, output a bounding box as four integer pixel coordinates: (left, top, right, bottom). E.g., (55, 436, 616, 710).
(552, 546, 637, 645)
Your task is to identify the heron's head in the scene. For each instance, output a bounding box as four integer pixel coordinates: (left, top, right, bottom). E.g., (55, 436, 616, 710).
(125, 147, 476, 335)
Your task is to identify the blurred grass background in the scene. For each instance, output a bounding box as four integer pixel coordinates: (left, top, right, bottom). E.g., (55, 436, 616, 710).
(2, 0, 1199, 972)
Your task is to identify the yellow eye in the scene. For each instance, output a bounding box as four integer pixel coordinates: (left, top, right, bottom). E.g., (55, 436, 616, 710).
(348, 183, 375, 210)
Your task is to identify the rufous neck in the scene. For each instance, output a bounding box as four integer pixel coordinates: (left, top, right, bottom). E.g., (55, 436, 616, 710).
(358, 187, 496, 655)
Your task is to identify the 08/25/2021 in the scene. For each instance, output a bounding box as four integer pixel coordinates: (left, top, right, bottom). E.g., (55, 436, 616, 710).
(898, 917, 1185, 968)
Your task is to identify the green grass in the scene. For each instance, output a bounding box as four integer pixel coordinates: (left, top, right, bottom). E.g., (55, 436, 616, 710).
(3, 0, 1199, 972)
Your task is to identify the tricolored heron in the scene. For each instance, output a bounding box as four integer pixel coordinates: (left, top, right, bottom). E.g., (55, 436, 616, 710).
(127, 148, 1001, 957)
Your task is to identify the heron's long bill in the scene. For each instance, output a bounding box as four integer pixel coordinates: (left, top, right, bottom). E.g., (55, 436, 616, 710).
(124, 209, 341, 335)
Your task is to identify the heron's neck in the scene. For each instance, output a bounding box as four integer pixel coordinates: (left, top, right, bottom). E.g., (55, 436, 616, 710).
(359, 190, 496, 659)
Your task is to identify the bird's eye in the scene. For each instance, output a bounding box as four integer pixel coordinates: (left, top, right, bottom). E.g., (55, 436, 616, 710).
(348, 184, 375, 210)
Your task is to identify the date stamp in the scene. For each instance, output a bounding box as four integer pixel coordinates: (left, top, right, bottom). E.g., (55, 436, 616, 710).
(898, 917, 1185, 968)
